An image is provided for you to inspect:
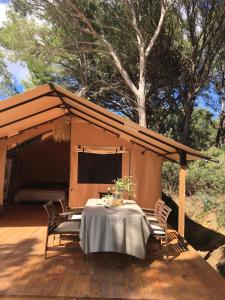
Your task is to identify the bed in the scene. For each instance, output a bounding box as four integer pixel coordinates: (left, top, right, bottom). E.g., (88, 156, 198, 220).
(14, 182, 68, 203)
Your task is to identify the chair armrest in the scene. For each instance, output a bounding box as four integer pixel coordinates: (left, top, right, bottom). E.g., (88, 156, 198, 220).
(68, 207, 84, 213)
(60, 211, 81, 216)
(142, 208, 154, 213)
(156, 223, 167, 230)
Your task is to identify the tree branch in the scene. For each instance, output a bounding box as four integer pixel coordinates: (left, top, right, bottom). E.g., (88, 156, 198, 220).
(145, 0, 167, 58)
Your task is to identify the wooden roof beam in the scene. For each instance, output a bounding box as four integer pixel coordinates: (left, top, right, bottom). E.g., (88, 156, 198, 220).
(0, 104, 63, 129)
(0, 90, 56, 113)
(0, 114, 67, 142)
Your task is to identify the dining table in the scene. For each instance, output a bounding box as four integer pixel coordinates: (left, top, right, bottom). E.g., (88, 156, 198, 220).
(79, 198, 151, 260)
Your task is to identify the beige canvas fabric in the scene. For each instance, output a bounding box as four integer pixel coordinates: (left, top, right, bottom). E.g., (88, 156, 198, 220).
(69, 121, 162, 208)
(0, 84, 211, 211)
(0, 84, 210, 162)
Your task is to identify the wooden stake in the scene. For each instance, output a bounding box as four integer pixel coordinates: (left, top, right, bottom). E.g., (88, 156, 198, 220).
(0, 141, 7, 214)
(178, 151, 186, 238)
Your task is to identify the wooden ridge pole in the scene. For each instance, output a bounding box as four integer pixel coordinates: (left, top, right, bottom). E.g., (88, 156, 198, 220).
(178, 151, 187, 238)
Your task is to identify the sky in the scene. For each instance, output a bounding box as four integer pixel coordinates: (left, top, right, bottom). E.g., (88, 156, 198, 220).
(0, 0, 29, 96)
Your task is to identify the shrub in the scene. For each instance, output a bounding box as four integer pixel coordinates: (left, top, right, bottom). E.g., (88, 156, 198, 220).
(162, 147, 225, 197)
(198, 192, 214, 212)
(162, 161, 179, 195)
(186, 147, 225, 195)
(217, 201, 225, 228)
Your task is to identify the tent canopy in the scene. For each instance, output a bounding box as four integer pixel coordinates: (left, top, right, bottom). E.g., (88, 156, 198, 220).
(0, 83, 211, 162)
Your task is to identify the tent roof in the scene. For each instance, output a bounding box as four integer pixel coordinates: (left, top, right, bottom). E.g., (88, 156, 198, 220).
(0, 83, 211, 162)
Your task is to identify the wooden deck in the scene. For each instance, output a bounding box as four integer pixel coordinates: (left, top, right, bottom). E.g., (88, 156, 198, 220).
(0, 204, 225, 300)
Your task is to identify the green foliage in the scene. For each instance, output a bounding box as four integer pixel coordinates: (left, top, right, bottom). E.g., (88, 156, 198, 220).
(162, 161, 179, 195)
(217, 201, 225, 228)
(0, 10, 67, 87)
(162, 147, 225, 197)
(0, 50, 17, 97)
(114, 176, 137, 199)
(188, 109, 216, 150)
(198, 192, 214, 212)
(187, 148, 225, 195)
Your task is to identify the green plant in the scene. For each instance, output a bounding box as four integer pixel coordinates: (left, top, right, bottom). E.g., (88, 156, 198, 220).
(162, 147, 225, 197)
(217, 201, 225, 228)
(162, 161, 179, 195)
(114, 176, 137, 199)
(198, 192, 214, 212)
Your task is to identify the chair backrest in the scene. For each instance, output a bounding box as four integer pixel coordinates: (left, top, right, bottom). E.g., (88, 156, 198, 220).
(58, 198, 68, 213)
(43, 201, 59, 233)
(158, 204, 172, 225)
(154, 199, 165, 216)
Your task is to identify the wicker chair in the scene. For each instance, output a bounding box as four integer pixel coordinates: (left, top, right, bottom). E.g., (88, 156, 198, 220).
(147, 204, 172, 261)
(58, 198, 83, 221)
(142, 199, 165, 223)
(43, 201, 80, 259)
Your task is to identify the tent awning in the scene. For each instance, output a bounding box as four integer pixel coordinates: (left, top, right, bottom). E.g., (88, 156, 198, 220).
(0, 83, 211, 162)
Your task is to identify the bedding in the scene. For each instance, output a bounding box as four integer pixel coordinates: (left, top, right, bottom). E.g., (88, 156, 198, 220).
(14, 188, 66, 203)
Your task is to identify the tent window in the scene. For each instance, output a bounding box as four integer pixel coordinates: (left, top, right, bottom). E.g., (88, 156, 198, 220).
(78, 153, 122, 184)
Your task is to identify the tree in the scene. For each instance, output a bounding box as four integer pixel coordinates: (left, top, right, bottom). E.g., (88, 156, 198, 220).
(188, 108, 216, 150)
(3, 0, 224, 148)
(175, 0, 225, 144)
(23, 0, 172, 128)
(0, 50, 17, 98)
(213, 52, 225, 147)
(0, 11, 69, 88)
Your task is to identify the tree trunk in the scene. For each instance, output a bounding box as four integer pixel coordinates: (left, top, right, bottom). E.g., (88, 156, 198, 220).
(215, 116, 225, 147)
(138, 103, 147, 127)
(137, 92, 147, 128)
(215, 97, 225, 147)
(181, 93, 194, 145)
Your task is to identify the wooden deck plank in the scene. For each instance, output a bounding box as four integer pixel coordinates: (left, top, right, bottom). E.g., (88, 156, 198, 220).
(0, 204, 224, 300)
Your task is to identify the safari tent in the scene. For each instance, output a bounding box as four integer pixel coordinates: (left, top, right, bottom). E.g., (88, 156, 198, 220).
(0, 83, 211, 237)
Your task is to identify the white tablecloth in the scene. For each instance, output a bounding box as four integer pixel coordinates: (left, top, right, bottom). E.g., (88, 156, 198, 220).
(80, 198, 150, 259)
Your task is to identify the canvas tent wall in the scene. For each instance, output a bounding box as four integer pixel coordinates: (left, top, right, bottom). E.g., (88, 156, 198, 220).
(0, 83, 212, 237)
(5, 119, 162, 208)
(69, 118, 162, 208)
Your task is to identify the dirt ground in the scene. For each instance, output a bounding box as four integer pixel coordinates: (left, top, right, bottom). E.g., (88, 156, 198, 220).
(164, 193, 225, 279)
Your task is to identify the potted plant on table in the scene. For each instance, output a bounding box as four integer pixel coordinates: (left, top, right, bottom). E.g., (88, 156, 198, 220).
(113, 176, 137, 203)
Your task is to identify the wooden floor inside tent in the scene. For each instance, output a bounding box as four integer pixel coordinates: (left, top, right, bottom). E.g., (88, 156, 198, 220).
(0, 204, 224, 300)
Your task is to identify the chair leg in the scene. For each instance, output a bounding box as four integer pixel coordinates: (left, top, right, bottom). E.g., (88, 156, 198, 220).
(165, 233, 169, 262)
(159, 238, 162, 249)
(44, 233, 49, 259)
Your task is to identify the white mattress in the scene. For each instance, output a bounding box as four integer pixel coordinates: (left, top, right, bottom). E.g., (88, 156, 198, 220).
(14, 188, 66, 203)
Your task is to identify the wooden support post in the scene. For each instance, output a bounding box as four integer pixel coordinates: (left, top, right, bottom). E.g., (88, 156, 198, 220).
(69, 117, 76, 207)
(0, 141, 7, 214)
(178, 151, 186, 238)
